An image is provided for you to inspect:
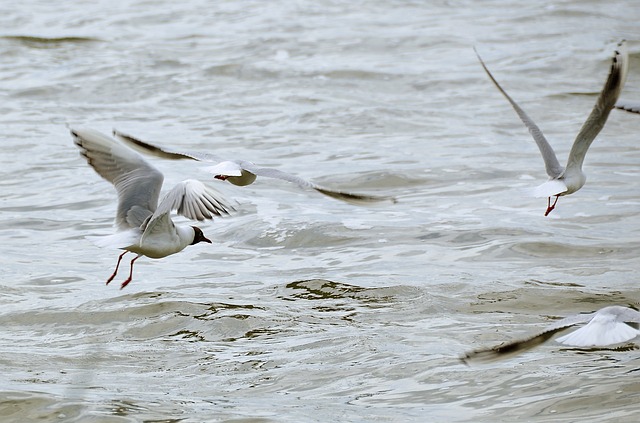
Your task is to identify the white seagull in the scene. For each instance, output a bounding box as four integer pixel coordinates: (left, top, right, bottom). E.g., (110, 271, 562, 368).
(461, 305, 640, 364)
(475, 41, 628, 216)
(72, 128, 234, 289)
(111, 129, 393, 205)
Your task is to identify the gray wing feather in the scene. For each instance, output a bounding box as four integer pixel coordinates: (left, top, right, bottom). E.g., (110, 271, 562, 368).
(610, 306, 640, 323)
(239, 160, 317, 189)
(150, 179, 233, 224)
(566, 41, 628, 172)
(72, 128, 163, 230)
(475, 48, 564, 178)
(461, 312, 595, 364)
(113, 129, 226, 163)
(113, 130, 392, 204)
(240, 161, 392, 204)
(141, 180, 233, 246)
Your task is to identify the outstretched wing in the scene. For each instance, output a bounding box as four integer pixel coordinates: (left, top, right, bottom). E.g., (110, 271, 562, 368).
(152, 179, 234, 223)
(475, 47, 564, 179)
(114, 129, 393, 205)
(113, 129, 226, 163)
(239, 160, 393, 204)
(461, 312, 594, 364)
(566, 41, 628, 173)
(72, 127, 162, 230)
(140, 179, 233, 246)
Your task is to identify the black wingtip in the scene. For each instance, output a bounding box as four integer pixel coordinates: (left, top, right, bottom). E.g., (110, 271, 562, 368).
(314, 187, 396, 205)
(112, 129, 197, 161)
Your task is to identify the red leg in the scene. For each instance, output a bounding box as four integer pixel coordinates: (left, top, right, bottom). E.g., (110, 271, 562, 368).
(120, 254, 141, 289)
(544, 195, 560, 216)
(106, 251, 128, 285)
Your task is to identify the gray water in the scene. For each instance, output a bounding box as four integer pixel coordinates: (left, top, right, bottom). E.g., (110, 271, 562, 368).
(2, 1, 640, 421)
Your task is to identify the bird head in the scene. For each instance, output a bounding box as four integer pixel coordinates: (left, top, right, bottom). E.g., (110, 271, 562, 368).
(191, 226, 212, 245)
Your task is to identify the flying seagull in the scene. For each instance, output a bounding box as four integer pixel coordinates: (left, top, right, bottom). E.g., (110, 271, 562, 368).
(72, 128, 233, 289)
(461, 305, 640, 364)
(475, 41, 628, 216)
(112, 129, 393, 205)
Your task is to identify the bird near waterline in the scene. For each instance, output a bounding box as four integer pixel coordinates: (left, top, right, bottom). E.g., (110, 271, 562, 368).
(475, 41, 628, 216)
(72, 128, 234, 289)
(461, 305, 640, 364)
(112, 129, 394, 205)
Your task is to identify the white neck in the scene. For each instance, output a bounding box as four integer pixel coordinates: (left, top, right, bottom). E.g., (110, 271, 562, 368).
(176, 225, 197, 249)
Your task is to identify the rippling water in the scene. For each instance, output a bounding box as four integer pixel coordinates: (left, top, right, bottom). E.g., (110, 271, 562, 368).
(2, 1, 640, 421)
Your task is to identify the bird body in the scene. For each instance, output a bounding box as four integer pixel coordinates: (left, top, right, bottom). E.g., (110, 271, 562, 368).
(89, 222, 199, 259)
(205, 160, 258, 186)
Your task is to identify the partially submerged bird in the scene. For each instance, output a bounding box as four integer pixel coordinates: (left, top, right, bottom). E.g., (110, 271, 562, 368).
(476, 41, 628, 216)
(72, 128, 233, 289)
(461, 305, 640, 364)
(112, 129, 393, 205)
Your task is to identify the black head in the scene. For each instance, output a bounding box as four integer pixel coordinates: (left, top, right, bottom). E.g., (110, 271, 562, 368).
(191, 226, 212, 245)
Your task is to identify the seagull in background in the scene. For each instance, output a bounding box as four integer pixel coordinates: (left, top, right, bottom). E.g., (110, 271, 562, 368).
(112, 129, 394, 205)
(72, 128, 233, 289)
(461, 305, 640, 364)
(475, 41, 628, 216)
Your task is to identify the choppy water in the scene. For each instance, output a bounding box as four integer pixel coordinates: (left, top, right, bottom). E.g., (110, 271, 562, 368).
(2, 1, 640, 421)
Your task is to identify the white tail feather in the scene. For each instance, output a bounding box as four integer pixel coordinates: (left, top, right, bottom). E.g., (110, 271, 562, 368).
(86, 230, 140, 250)
(528, 180, 568, 198)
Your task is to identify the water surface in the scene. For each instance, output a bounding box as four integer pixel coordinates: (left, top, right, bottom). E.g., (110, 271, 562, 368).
(1, 1, 640, 421)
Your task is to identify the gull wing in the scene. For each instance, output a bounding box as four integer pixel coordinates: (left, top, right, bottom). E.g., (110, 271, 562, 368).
(71, 128, 163, 230)
(461, 312, 595, 364)
(114, 130, 393, 204)
(566, 41, 628, 173)
(239, 160, 393, 204)
(475, 48, 564, 179)
(151, 179, 234, 223)
(113, 129, 226, 163)
(141, 179, 233, 245)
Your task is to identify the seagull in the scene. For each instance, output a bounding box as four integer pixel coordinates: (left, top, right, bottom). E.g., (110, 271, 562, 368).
(111, 129, 394, 205)
(72, 128, 234, 289)
(461, 305, 640, 364)
(475, 41, 628, 216)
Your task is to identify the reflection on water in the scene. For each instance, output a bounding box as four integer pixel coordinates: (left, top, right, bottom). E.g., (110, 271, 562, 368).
(281, 278, 417, 303)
